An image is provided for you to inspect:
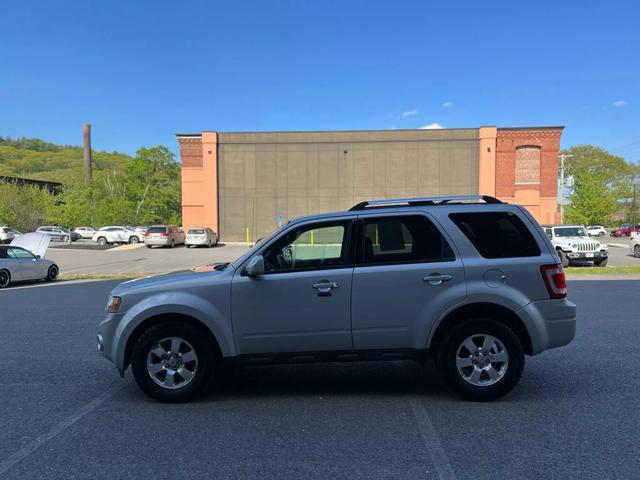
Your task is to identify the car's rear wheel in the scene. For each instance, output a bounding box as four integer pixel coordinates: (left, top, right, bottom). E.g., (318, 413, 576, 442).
(170, 239, 175, 248)
(0, 270, 11, 288)
(595, 257, 608, 267)
(635, 245, 640, 258)
(46, 265, 59, 282)
(97, 237, 107, 246)
(558, 249, 570, 268)
(131, 321, 215, 403)
(61, 235, 69, 242)
(437, 318, 524, 401)
(129, 236, 139, 244)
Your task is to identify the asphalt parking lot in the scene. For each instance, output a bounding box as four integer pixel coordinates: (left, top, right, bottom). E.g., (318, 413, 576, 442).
(42, 237, 639, 278)
(1, 279, 638, 479)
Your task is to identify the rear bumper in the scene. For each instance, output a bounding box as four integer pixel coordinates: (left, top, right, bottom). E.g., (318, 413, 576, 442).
(517, 299, 576, 355)
(144, 238, 171, 246)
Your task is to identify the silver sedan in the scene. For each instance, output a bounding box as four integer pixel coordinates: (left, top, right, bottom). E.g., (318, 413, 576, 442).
(0, 244, 58, 288)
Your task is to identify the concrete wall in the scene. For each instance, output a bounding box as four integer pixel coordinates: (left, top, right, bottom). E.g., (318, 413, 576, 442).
(216, 129, 480, 241)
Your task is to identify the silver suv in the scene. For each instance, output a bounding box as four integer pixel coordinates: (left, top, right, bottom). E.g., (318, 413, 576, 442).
(98, 196, 576, 402)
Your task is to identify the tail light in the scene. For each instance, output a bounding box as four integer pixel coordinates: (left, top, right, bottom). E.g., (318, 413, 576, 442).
(144, 232, 149, 237)
(160, 232, 169, 237)
(540, 264, 567, 299)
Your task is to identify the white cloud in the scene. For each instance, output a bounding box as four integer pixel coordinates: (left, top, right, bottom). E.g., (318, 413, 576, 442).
(390, 125, 397, 130)
(442, 101, 454, 108)
(612, 100, 627, 107)
(401, 109, 418, 117)
(419, 123, 444, 129)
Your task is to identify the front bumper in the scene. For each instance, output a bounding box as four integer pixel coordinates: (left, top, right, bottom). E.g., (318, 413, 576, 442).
(565, 250, 608, 260)
(517, 298, 576, 355)
(97, 312, 124, 364)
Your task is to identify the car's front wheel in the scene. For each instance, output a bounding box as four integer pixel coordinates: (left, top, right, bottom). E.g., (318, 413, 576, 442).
(635, 245, 640, 258)
(594, 257, 608, 267)
(0, 269, 11, 288)
(97, 237, 107, 246)
(46, 265, 59, 282)
(131, 321, 215, 403)
(129, 236, 139, 244)
(437, 318, 524, 401)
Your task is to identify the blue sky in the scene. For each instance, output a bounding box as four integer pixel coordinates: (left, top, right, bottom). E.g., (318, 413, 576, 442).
(1, 1, 639, 161)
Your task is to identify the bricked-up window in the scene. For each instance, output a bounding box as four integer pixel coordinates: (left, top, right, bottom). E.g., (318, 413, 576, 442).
(449, 212, 541, 258)
(515, 146, 541, 185)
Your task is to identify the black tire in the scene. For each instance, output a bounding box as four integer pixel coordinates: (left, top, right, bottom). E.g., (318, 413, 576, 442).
(129, 236, 139, 244)
(599, 232, 605, 236)
(558, 249, 570, 268)
(635, 245, 640, 258)
(61, 235, 69, 242)
(146, 244, 152, 249)
(0, 269, 10, 288)
(595, 257, 608, 267)
(436, 318, 525, 401)
(131, 321, 215, 403)
(46, 265, 59, 282)
(170, 239, 175, 248)
(97, 237, 107, 246)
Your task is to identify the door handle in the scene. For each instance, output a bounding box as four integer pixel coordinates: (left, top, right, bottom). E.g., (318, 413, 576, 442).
(312, 281, 340, 296)
(423, 274, 452, 286)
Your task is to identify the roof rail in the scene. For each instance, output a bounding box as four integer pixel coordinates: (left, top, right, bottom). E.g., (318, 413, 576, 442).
(349, 195, 504, 211)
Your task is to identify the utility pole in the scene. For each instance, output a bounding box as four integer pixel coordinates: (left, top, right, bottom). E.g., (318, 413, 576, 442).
(557, 154, 573, 223)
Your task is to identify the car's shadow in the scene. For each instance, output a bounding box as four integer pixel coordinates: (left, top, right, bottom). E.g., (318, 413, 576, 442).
(206, 360, 448, 399)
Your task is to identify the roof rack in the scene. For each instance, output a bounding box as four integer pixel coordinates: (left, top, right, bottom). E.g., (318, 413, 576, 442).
(349, 195, 504, 211)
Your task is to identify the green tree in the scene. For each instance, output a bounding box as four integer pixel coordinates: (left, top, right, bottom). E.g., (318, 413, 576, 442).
(0, 182, 57, 231)
(565, 172, 618, 226)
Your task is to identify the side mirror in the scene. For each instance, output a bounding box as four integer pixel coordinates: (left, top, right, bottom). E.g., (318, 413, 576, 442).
(244, 255, 265, 276)
(36, 255, 41, 259)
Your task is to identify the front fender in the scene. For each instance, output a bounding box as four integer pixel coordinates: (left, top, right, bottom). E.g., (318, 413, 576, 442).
(111, 291, 235, 371)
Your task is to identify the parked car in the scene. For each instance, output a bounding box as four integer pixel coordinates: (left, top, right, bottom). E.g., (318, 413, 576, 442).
(610, 224, 640, 237)
(36, 226, 79, 242)
(542, 225, 608, 267)
(74, 227, 97, 239)
(185, 227, 218, 248)
(0, 227, 22, 244)
(630, 234, 640, 258)
(143, 225, 185, 248)
(98, 195, 576, 403)
(92, 226, 143, 246)
(0, 233, 58, 288)
(586, 225, 607, 236)
(134, 226, 149, 236)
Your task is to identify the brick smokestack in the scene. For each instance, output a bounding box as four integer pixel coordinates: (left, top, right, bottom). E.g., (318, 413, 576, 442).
(83, 123, 92, 184)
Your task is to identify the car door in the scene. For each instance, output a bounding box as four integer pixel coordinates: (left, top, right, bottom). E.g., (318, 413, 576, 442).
(350, 213, 467, 350)
(7, 247, 39, 280)
(231, 218, 355, 355)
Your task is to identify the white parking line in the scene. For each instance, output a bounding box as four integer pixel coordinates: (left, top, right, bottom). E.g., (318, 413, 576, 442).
(0, 386, 123, 474)
(0, 278, 117, 292)
(408, 397, 458, 480)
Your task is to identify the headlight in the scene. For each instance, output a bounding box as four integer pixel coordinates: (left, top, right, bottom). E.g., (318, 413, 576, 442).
(601, 243, 608, 249)
(107, 296, 122, 313)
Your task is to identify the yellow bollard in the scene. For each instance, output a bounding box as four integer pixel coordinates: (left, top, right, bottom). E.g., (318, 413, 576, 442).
(310, 230, 314, 245)
(246, 227, 250, 243)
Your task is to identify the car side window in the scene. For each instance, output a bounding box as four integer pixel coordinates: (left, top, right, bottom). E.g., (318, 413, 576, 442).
(262, 221, 350, 273)
(8, 247, 35, 259)
(359, 215, 455, 265)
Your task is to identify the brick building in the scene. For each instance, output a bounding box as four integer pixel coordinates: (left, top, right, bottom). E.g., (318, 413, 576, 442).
(177, 126, 563, 241)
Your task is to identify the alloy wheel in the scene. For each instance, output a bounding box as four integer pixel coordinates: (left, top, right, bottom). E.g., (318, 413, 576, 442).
(455, 334, 509, 387)
(48, 266, 58, 281)
(635, 245, 640, 258)
(0, 270, 10, 288)
(146, 337, 198, 389)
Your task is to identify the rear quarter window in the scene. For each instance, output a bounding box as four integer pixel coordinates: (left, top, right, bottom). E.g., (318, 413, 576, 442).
(449, 211, 541, 258)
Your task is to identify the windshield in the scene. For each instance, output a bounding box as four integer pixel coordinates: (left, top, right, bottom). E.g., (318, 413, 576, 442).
(555, 227, 588, 237)
(188, 229, 205, 234)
